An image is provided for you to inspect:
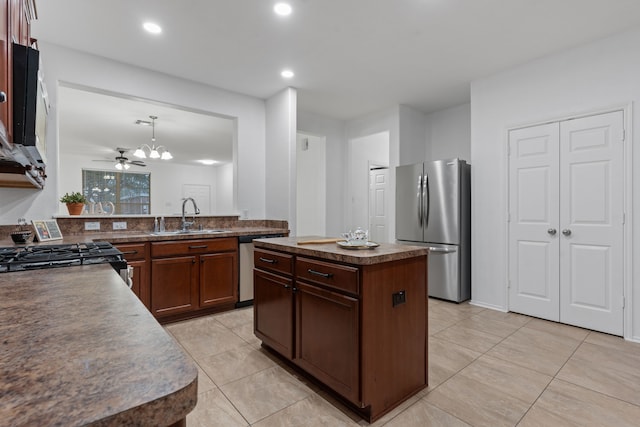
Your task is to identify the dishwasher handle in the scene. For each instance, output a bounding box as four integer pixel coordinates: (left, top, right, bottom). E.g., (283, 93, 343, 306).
(429, 247, 458, 254)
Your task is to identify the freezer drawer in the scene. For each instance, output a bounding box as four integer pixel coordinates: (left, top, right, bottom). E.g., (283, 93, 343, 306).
(428, 243, 464, 302)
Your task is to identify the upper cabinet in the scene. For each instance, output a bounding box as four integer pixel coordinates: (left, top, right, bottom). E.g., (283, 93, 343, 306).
(1, 0, 34, 141)
(0, 0, 45, 189)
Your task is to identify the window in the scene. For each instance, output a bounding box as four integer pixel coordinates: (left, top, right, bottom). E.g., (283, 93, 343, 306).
(82, 169, 151, 215)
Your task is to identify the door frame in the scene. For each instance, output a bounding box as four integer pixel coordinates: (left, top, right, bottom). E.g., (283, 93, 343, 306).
(505, 103, 633, 340)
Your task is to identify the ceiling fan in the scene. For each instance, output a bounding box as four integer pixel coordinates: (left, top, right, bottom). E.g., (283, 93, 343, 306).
(93, 148, 147, 170)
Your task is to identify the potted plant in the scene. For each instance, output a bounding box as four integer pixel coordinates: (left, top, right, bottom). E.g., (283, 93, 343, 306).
(60, 192, 88, 215)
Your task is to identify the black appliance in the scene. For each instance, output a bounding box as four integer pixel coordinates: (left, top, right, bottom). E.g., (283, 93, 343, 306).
(12, 42, 47, 168)
(0, 242, 127, 276)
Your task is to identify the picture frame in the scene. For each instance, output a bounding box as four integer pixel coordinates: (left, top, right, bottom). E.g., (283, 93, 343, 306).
(32, 219, 63, 242)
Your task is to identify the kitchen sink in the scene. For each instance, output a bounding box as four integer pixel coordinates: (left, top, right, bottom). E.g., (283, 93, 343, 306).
(149, 229, 227, 236)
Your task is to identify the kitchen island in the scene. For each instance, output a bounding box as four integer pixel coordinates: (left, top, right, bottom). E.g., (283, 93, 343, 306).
(0, 264, 197, 426)
(252, 237, 429, 422)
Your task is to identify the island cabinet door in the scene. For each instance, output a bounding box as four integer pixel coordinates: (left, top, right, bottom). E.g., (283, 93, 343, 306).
(199, 251, 238, 308)
(254, 269, 294, 359)
(151, 256, 199, 318)
(294, 281, 360, 405)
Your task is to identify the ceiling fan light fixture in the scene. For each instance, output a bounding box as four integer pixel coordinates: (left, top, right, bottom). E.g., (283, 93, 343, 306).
(114, 162, 123, 170)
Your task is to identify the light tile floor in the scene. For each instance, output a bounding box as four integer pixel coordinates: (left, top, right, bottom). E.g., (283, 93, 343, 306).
(165, 298, 640, 427)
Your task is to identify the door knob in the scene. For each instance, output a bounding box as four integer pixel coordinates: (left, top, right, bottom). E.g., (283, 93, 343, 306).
(562, 229, 572, 236)
(547, 228, 557, 236)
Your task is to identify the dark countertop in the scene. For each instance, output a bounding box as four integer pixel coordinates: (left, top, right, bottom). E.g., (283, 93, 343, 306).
(0, 265, 198, 426)
(0, 226, 289, 247)
(253, 236, 429, 265)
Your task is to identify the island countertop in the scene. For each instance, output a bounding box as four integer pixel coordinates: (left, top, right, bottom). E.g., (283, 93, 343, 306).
(0, 264, 197, 426)
(253, 236, 429, 265)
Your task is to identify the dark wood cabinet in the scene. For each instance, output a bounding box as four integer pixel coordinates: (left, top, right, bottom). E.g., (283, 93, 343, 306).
(253, 243, 428, 422)
(200, 251, 237, 307)
(114, 242, 150, 309)
(151, 255, 198, 317)
(254, 269, 294, 358)
(150, 237, 238, 321)
(1, 0, 35, 143)
(295, 281, 359, 404)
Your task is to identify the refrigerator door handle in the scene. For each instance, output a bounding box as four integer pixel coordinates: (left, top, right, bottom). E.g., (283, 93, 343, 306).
(417, 174, 423, 226)
(423, 174, 429, 229)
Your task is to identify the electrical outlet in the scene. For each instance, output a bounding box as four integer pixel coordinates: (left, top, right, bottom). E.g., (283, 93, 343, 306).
(392, 290, 406, 307)
(112, 221, 127, 230)
(84, 222, 100, 231)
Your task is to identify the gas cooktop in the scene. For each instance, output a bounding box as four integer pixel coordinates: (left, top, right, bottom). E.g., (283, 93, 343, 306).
(0, 242, 125, 273)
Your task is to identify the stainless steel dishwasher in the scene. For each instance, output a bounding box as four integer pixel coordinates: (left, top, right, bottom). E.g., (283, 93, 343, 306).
(237, 234, 284, 307)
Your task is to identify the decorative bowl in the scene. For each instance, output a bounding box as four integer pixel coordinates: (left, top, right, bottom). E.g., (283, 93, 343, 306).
(10, 231, 33, 244)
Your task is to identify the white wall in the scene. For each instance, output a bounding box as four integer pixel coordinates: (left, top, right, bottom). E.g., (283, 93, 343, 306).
(296, 134, 326, 236)
(265, 87, 297, 228)
(348, 132, 389, 234)
(470, 27, 640, 340)
(58, 150, 218, 215)
(0, 43, 267, 223)
(399, 104, 427, 165)
(215, 163, 234, 215)
(297, 110, 346, 236)
(345, 107, 400, 243)
(427, 103, 471, 161)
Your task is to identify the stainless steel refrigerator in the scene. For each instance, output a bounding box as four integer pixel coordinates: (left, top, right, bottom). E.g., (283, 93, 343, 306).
(396, 158, 471, 302)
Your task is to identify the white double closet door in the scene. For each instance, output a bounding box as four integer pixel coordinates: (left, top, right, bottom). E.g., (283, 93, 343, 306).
(508, 110, 625, 336)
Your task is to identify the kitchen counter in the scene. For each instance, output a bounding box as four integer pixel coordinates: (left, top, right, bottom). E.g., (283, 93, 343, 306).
(253, 236, 429, 265)
(0, 226, 289, 247)
(252, 236, 429, 422)
(0, 264, 198, 426)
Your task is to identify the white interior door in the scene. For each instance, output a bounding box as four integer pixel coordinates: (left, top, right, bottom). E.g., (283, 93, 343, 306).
(508, 111, 625, 336)
(559, 111, 624, 335)
(369, 167, 389, 243)
(508, 123, 560, 321)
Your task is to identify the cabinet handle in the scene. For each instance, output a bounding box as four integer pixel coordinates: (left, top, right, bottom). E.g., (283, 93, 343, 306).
(308, 269, 333, 279)
(284, 284, 291, 289)
(192, 259, 196, 264)
(121, 250, 138, 255)
(189, 245, 208, 249)
(259, 257, 277, 264)
(0, 92, 6, 103)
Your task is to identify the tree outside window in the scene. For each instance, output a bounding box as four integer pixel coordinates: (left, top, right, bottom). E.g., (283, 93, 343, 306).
(82, 169, 151, 214)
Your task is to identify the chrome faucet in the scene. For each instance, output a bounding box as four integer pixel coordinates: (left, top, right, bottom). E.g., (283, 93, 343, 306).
(180, 197, 200, 232)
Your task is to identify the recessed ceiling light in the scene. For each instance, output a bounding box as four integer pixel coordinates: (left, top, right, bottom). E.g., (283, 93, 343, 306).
(274, 3, 292, 16)
(281, 69, 295, 79)
(143, 22, 162, 34)
(198, 159, 217, 165)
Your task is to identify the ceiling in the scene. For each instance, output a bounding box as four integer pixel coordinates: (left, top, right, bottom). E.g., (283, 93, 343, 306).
(32, 0, 640, 121)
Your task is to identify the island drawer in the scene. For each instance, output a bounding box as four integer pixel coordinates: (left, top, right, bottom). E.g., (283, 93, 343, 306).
(296, 257, 359, 295)
(114, 243, 148, 261)
(151, 237, 237, 257)
(254, 248, 294, 276)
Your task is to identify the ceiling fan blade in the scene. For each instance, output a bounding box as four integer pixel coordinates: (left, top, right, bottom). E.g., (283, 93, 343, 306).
(129, 161, 147, 167)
